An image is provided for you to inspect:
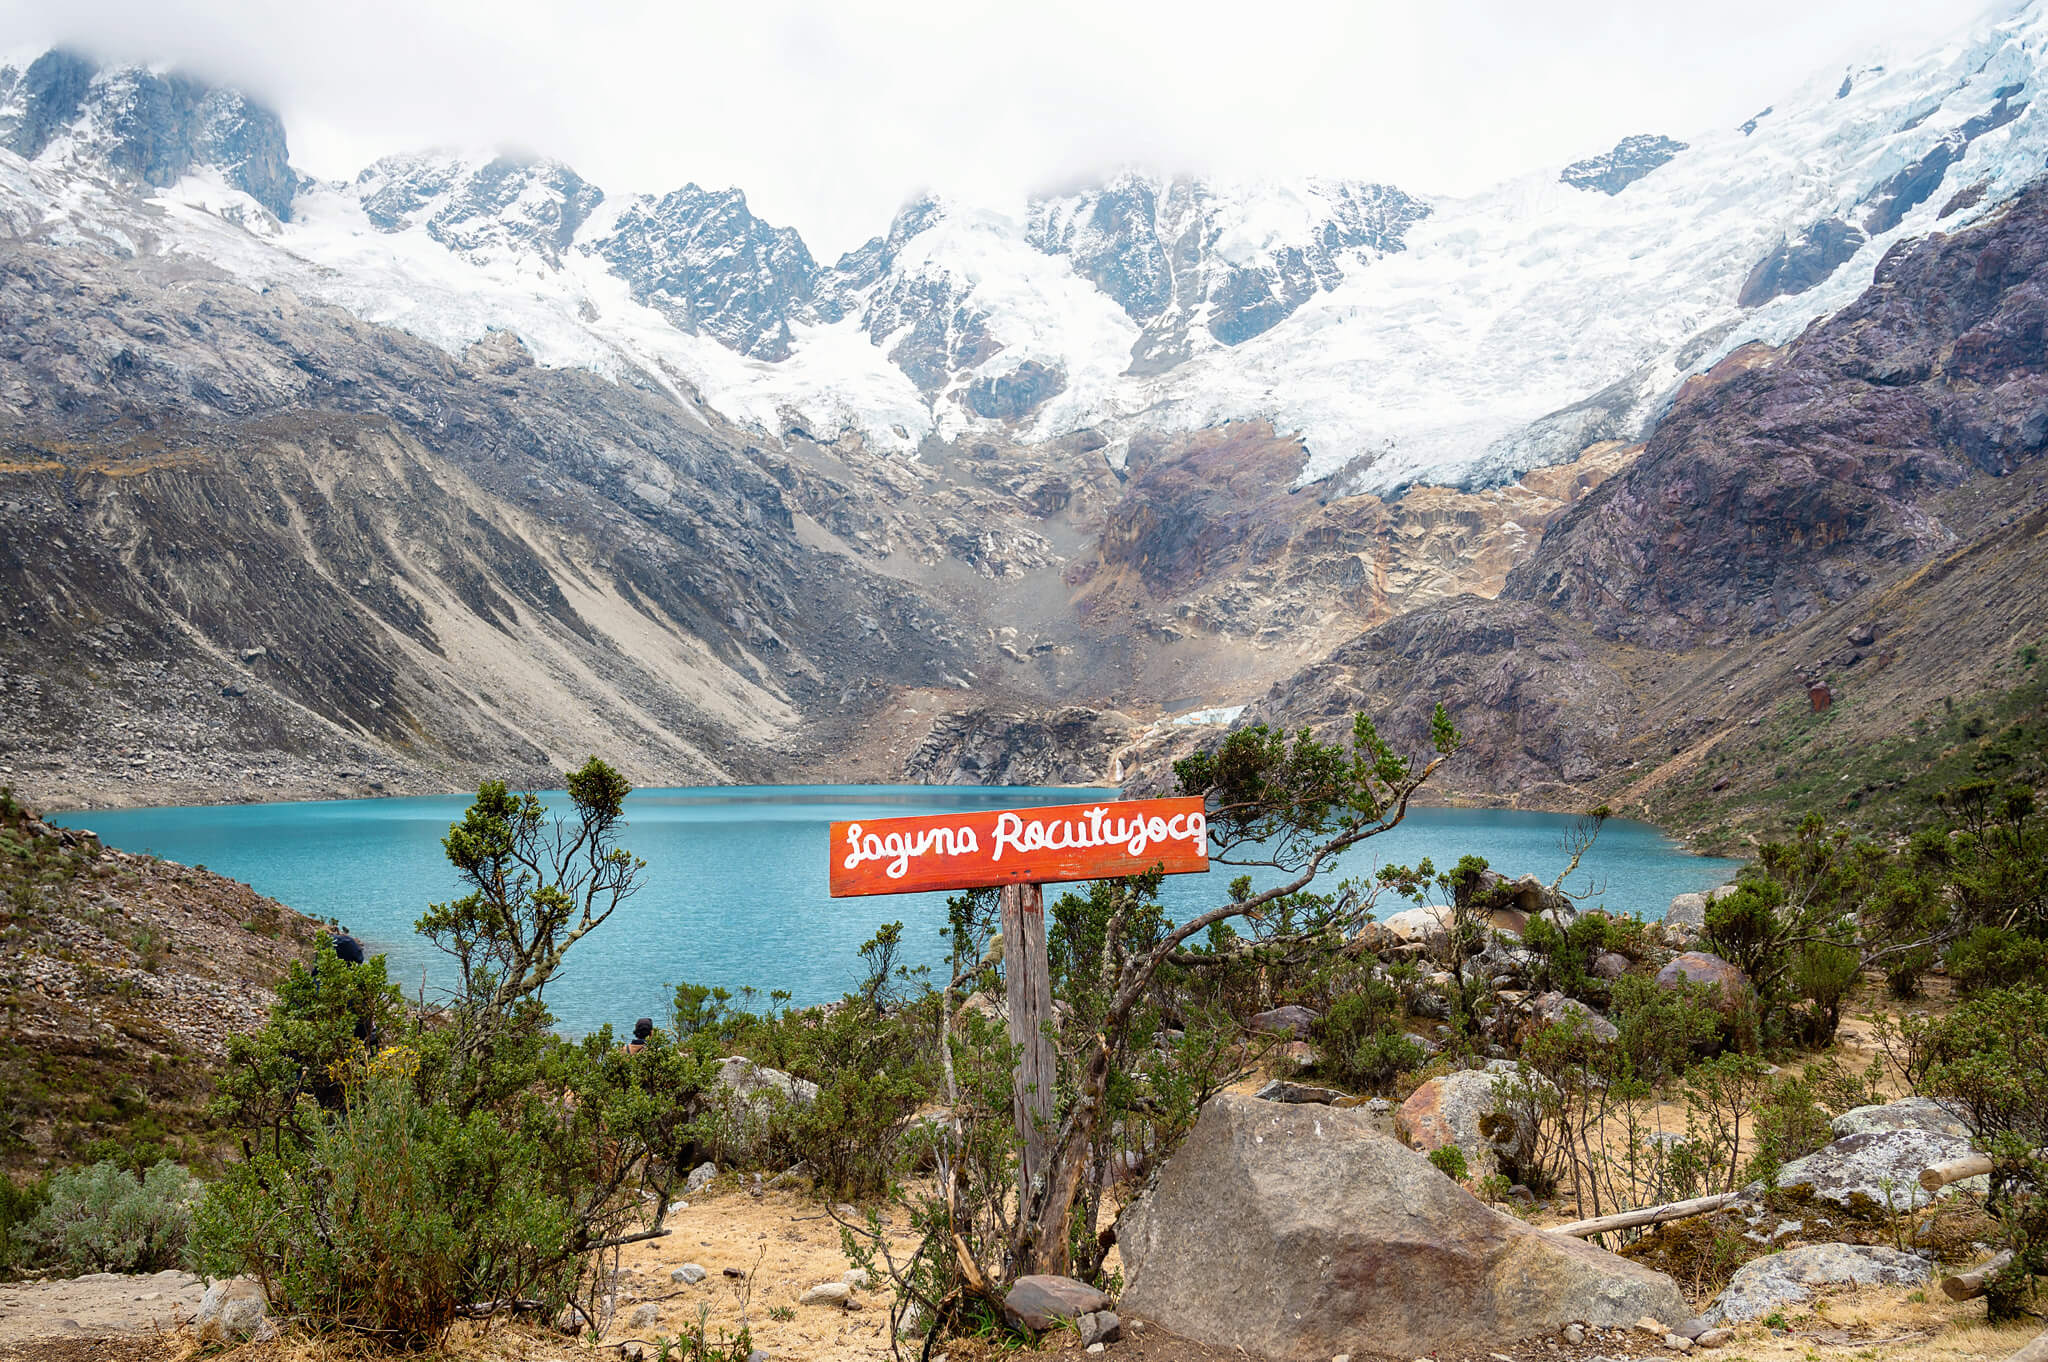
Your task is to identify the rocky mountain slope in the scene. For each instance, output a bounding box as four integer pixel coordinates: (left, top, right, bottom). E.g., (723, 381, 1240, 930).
(0, 793, 321, 1170)
(1213, 177, 2048, 845)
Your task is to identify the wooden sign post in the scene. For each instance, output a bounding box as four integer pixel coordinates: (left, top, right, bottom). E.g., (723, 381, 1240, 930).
(830, 796, 1210, 1196)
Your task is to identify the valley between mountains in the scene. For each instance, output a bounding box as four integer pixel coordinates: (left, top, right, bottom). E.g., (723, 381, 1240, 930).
(2, 5, 2048, 854)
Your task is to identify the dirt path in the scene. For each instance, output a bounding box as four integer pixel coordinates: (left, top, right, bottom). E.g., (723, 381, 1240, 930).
(0, 1269, 203, 1356)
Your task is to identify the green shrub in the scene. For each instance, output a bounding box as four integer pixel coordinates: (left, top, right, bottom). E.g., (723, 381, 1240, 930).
(1310, 982, 1423, 1093)
(1745, 1059, 1876, 1184)
(23, 1160, 194, 1274)
(197, 761, 714, 1349)
(1907, 984, 2048, 1145)
(1427, 1144, 1468, 1181)
(1948, 927, 2048, 993)
(1606, 975, 1720, 1083)
(199, 1061, 575, 1346)
(1788, 941, 1860, 1046)
(1521, 911, 1622, 1001)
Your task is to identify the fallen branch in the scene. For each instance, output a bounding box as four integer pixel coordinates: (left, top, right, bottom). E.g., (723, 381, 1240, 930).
(1944, 1250, 2016, 1302)
(1552, 1191, 1746, 1239)
(1921, 1153, 1993, 1193)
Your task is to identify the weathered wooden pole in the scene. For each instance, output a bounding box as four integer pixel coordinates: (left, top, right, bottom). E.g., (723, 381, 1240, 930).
(1922, 1151, 1995, 1192)
(1552, 1191, 1747, 1239)
(1001, 881, 1056, 1199)
(1944, 1249, 2015, 1302)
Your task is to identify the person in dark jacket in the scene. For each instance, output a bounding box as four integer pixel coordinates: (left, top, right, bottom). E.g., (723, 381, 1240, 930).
(623, 1017, 654, 1054)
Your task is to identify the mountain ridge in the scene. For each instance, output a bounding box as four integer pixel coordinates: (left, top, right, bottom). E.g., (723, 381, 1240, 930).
(7, 2, 2047, 496)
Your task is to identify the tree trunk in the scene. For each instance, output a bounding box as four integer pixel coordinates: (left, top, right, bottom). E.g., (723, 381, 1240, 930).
(1001, 883, 1056, 1203)
(1018, 1035, 1112, 1279)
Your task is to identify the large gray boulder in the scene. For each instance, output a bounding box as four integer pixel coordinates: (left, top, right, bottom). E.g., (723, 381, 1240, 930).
(1527, 990, 1619, 1043)
(1703, 1244, 1932, 1325)
(715, 1056, 818, 1106)
(1830, 1097, 1972, 1141)
(1117, 1094, 1687, 1358)
(1761, 1128, 1984, 1211)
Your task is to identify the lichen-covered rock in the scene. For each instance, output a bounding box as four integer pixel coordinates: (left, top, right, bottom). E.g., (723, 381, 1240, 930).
(1249, 1004, 1318, 1039)
(1760, 1128, 1985, 1211)
(194, 1277, 275, 1345)
(1830, 1097, 1971, 1141)
(1526, 990, 1619, 1043)
(1703, 1244, 1932, 1324)
(1380, 904, 1453, 946)
(1663, 893, 1709, 934)
(800, 1281, 851, 1307)
(1118, 1094, 1687, 1357)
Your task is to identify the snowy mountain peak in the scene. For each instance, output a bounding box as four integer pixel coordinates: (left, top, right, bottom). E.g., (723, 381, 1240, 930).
(1026, 172, 1431, 370)
(0, 48, 294, 219)
(354, 152, 603, 267)
(585, 183, 817, 360)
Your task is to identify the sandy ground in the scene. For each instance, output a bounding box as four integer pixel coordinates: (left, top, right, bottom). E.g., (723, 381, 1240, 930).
(0, 1207, 2035, 1362)
(0, 1269, 203, 1351)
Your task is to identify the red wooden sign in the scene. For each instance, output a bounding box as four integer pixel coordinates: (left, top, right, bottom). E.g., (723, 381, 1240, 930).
(829, 796, 1210, 897)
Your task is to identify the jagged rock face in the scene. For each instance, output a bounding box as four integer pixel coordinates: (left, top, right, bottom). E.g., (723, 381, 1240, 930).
(1737, 218, 1866, 306)
(0, 50, 295, 219)
(1074, 424, 1635, 660)
(962, 359, 1066, 421)
(1243, 598, 1636, 795)
(1516, 179, 2048, 648)
(1560, 134, 1688, 194)
(588, 185, 820, 361)
(860, 265, 1001, 394)
(904, 706, 1135, 786)
(1028, 174, 1430, 367)
(356, 154, 603, 265)
(1093, 425, 1315, 593)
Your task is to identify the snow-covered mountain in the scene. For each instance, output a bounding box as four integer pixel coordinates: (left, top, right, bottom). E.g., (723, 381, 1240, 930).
(6, 1, 2048, 492)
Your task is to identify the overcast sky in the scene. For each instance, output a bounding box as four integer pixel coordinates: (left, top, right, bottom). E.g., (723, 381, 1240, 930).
(0, 0, 2007, 256)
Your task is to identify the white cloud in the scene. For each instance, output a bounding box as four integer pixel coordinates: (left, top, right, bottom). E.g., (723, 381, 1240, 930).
(0, 0, 2007, 257)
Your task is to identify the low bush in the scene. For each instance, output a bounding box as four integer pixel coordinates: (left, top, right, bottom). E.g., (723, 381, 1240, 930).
(1427, 1144, 1468, 1181)
(1947, 926, 2048, 993)
(23, 1160, 194, 1274)
(1906, 984, 2048, 1147)
(1310, 979, 1423, 1093)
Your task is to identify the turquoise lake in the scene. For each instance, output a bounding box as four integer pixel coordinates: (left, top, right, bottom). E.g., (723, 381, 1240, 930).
(54, 787, 1741, 1035)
